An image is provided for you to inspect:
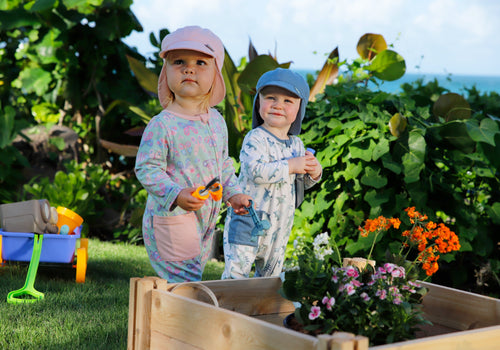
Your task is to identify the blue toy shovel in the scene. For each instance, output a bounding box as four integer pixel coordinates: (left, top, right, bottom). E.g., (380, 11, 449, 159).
(247, 200, 271, 243)
(7, 234, 45, 304)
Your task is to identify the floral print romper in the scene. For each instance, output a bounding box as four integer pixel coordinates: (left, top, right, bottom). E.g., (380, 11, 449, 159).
(135, 109, 241, 282)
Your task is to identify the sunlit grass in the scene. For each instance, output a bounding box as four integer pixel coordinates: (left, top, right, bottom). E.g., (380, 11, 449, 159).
(0, 239, 224, 349)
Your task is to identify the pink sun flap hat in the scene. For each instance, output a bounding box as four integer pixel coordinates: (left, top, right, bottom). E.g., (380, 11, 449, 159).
(157, 25, 226, 108)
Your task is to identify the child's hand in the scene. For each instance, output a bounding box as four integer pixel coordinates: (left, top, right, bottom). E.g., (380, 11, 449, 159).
(288, 156, 308, 174)
(227, 193, 252, 215)
(304, 150, 322, 180)
(175, 187, 206, 211)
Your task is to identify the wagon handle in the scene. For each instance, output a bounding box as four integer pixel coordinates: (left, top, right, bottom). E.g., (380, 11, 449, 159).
(7, 234, 45, 304)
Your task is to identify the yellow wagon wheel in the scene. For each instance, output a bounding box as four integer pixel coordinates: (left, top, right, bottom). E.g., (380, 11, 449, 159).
(75, 238, 88, 283)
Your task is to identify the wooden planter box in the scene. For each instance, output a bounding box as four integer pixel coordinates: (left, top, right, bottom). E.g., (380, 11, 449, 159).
(128, 276, 500, 350)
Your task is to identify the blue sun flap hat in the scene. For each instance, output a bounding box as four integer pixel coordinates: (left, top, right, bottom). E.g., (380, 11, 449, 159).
(252, 68, 310, 135)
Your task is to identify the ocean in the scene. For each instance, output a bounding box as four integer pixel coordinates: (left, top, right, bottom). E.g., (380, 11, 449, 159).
(295, 70, 500, 96)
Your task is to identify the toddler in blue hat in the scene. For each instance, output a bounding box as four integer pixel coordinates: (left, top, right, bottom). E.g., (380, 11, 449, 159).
(222, 68, 322, 279)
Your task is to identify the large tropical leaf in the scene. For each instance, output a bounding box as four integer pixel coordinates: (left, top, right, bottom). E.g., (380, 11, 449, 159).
(309, 47, 339, 102)
(366, 49, 406, 81)
(237, 55, 290, 95)
(356, 33, 387, 60)
(432, 93, 471, 121)
(100, 139, 138, 157)
(126, 55, 158, 95)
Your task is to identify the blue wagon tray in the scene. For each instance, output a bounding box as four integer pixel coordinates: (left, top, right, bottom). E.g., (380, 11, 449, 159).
(0, 229, 80, 264)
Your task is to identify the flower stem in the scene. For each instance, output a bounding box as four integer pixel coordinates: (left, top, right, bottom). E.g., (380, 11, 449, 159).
(366, 230, 380, 261)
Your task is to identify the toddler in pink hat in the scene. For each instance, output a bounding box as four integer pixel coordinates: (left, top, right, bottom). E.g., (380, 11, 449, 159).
(135, 26, 252, 282)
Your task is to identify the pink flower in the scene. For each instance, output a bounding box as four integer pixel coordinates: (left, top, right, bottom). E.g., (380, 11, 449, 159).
(389, 286, 399, 296)
(344, 266, 359, 278)
(332, 274, 339, 283)
(384, 263, 396, 273)
(344, 283, 356, 296)
(376, 289, 387, 300)
(360, 292, 371, 301)
(322, 296, 336, 310)
(408, 280, 421, 288)
(309, 306, 321, 320)
(393, 296, 403, 305)
(352, 279, 363, 287)
(391, 266, 406, 278)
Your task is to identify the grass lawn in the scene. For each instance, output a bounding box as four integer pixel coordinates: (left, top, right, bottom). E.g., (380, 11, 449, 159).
(0, 238, 225, 350)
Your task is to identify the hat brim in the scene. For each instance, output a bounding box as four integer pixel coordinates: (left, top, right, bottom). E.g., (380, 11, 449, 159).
(252, 81, 306, 135)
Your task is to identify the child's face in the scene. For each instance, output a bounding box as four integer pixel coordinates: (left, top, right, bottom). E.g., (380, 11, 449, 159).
(258, 87, 301, 134)
(165, 49, 217, 101)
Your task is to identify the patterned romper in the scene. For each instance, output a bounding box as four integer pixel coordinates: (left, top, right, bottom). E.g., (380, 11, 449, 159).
(222, 127, 320, 278)
(135, 109, 241, 282)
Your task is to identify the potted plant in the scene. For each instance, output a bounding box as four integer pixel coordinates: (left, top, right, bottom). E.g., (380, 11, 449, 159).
(279, 207, 461, 345)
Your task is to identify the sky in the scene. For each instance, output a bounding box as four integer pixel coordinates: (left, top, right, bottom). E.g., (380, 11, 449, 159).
(123, 0, 500, 77)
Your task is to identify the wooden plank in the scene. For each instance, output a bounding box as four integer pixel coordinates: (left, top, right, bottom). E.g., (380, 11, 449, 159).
(150, 289, 318, 350)
(421, 281, 500, 330)
(166, 277, 295, 316)
(370, 325, 500, 350)
(127, 277, 140, 350)
(128, 277, 499, 349)
(128, 277, 169, 350)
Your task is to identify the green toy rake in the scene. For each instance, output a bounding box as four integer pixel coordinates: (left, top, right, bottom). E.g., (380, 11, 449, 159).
(7, 234, 45, 304)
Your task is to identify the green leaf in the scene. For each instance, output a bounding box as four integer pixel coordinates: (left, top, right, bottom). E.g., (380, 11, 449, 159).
(487, 202, 500, 225)
(361, 165, 387, 188)
(466, 118, 499, 146)
(30, 0, 56, 12)
(349, 139, 376, 162)
(37, 28, 63, 64)
(237, 55, 280, 95)
(437, 121, 476, 153)
(402, 131, 426, 183)
(48, 137, 65, 151)
(0, 8, 38, 29)
(366, 50, 406, 81)
(32, 102, 60, 123)
(0, 106, 16, 148)
(343, 161, 363, 181)
(13, 67, 52, 96)
(364, 189, 390, 208)
(372, 138, 390, 161)
(126, 55, 158, 95)
(381, 153, 402, 174)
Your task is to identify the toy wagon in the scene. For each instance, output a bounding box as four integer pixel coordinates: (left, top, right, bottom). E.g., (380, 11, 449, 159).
(0, 228, 88, 283)
(0, 200, 88, 303)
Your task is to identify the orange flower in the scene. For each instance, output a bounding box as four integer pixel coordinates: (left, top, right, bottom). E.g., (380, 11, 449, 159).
(361, 207, 460, 278)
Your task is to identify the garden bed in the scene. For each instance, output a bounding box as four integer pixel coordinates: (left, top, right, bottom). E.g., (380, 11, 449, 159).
(128, 276, 500, 350)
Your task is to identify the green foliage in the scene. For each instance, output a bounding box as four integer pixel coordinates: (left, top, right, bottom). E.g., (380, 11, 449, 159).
(0, 0, 148, 169)
(0, 105, 30, 203)
(22, 161, 109, 235)
(294, 76, 500, 294)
